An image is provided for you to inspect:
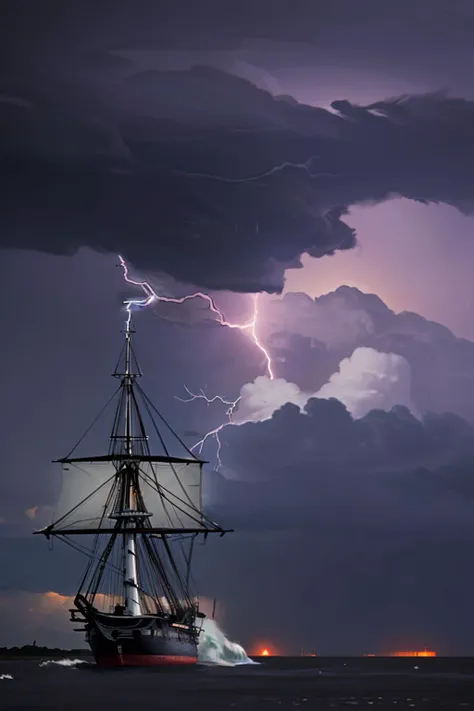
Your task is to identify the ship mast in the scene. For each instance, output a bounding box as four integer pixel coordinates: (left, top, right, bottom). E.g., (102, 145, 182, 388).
(116, 314, 141, 615)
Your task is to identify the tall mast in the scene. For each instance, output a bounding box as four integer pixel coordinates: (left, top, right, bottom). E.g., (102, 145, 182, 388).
(118, 314, 141, 616)
(124, 317, 133, 456)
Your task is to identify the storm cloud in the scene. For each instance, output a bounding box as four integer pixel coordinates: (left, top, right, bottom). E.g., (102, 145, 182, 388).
(2, 57, 474, 291)
(212, 398, 474, 522)
(196, 398, 474, 653)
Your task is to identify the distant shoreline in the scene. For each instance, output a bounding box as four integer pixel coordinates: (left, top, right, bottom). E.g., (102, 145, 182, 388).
(0, 645, 92, 659)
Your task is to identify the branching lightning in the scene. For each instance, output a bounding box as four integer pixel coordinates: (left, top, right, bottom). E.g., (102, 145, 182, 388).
(118, 255, 274, 467)
(175, 386, 242, 468)
(177, 385, 240, 410)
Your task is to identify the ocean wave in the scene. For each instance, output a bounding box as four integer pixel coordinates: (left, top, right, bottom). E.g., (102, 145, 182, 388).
(39, 658, 88, 668)
(198, 619, 258, 667)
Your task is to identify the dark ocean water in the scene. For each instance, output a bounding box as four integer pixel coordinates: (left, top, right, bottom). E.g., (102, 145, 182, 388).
(2, 656, 474, 710)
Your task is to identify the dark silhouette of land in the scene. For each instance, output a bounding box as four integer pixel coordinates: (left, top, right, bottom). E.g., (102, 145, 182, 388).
(0, 644, 91, 658)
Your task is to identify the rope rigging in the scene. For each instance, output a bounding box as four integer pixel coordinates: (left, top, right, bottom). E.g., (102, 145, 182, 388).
(36, 316, 230, 620)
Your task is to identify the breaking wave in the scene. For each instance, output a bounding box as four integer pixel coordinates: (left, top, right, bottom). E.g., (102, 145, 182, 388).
(39, 658, 88, 668)
(198, 618, 257, 666)
(0, 674, 13, 680)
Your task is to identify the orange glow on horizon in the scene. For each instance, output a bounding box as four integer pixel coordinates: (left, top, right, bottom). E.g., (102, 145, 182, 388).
(364, 649, 437, 658)
(251, 641, 279, 656)
(392, 649, 436, 658)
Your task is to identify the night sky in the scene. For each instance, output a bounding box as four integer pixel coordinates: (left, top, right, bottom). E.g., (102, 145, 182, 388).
(2, 0, 474, 655)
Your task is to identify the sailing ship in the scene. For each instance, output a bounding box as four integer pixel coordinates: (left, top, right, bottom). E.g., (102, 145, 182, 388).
(35, 313, 231, 667)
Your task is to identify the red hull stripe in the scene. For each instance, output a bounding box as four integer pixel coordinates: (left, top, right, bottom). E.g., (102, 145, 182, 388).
(96, 654, 198, 667)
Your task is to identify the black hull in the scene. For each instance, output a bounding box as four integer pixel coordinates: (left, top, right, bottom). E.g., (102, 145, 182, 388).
(85, 610, 198, 667)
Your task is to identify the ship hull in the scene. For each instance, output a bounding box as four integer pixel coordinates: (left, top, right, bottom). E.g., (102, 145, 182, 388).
(85, 611, 198, 668)
(97, 654, 197, 668)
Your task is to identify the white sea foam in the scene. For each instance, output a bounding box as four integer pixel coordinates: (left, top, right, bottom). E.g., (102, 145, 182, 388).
(197, 618, 258, 666)
(0, 674, 13, 680)
(39, 658, 88, 668)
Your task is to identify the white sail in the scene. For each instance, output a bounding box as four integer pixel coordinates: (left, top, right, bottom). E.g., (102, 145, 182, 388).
(138, 460, 203, 529)
(50, 459, 204, 532)
(52, 461, 117, 531)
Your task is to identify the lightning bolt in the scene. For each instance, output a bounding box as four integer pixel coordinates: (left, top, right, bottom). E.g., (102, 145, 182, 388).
(177, 385, 239, 410)
(118, 256, 274, 467)
(174, 156, 341, 184)
(175, 386, 241, 468)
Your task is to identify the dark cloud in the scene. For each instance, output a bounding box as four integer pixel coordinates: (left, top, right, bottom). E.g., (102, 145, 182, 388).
(213, 400, 474, 520)
(2, 56, 474, 291)
(197, 399, 474, 653)
(4, 0, 474, 59)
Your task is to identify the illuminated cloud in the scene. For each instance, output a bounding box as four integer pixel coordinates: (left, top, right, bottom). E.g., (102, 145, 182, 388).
(231, 376, 308, 425)
(25, 506, 38, 520)
(257, 286, 474, 424)
(262, 289, 384, 348)
(231, 347, 415, 426)
(24, 505, 54, 526)
(315, 347, 416, 420)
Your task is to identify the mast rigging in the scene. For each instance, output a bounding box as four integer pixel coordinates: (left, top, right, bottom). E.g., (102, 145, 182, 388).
(35, 309, 231, 667)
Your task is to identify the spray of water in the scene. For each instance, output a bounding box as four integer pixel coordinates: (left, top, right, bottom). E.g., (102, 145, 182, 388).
(198, 618, 257, 666)
(39, 658, 88, 668)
